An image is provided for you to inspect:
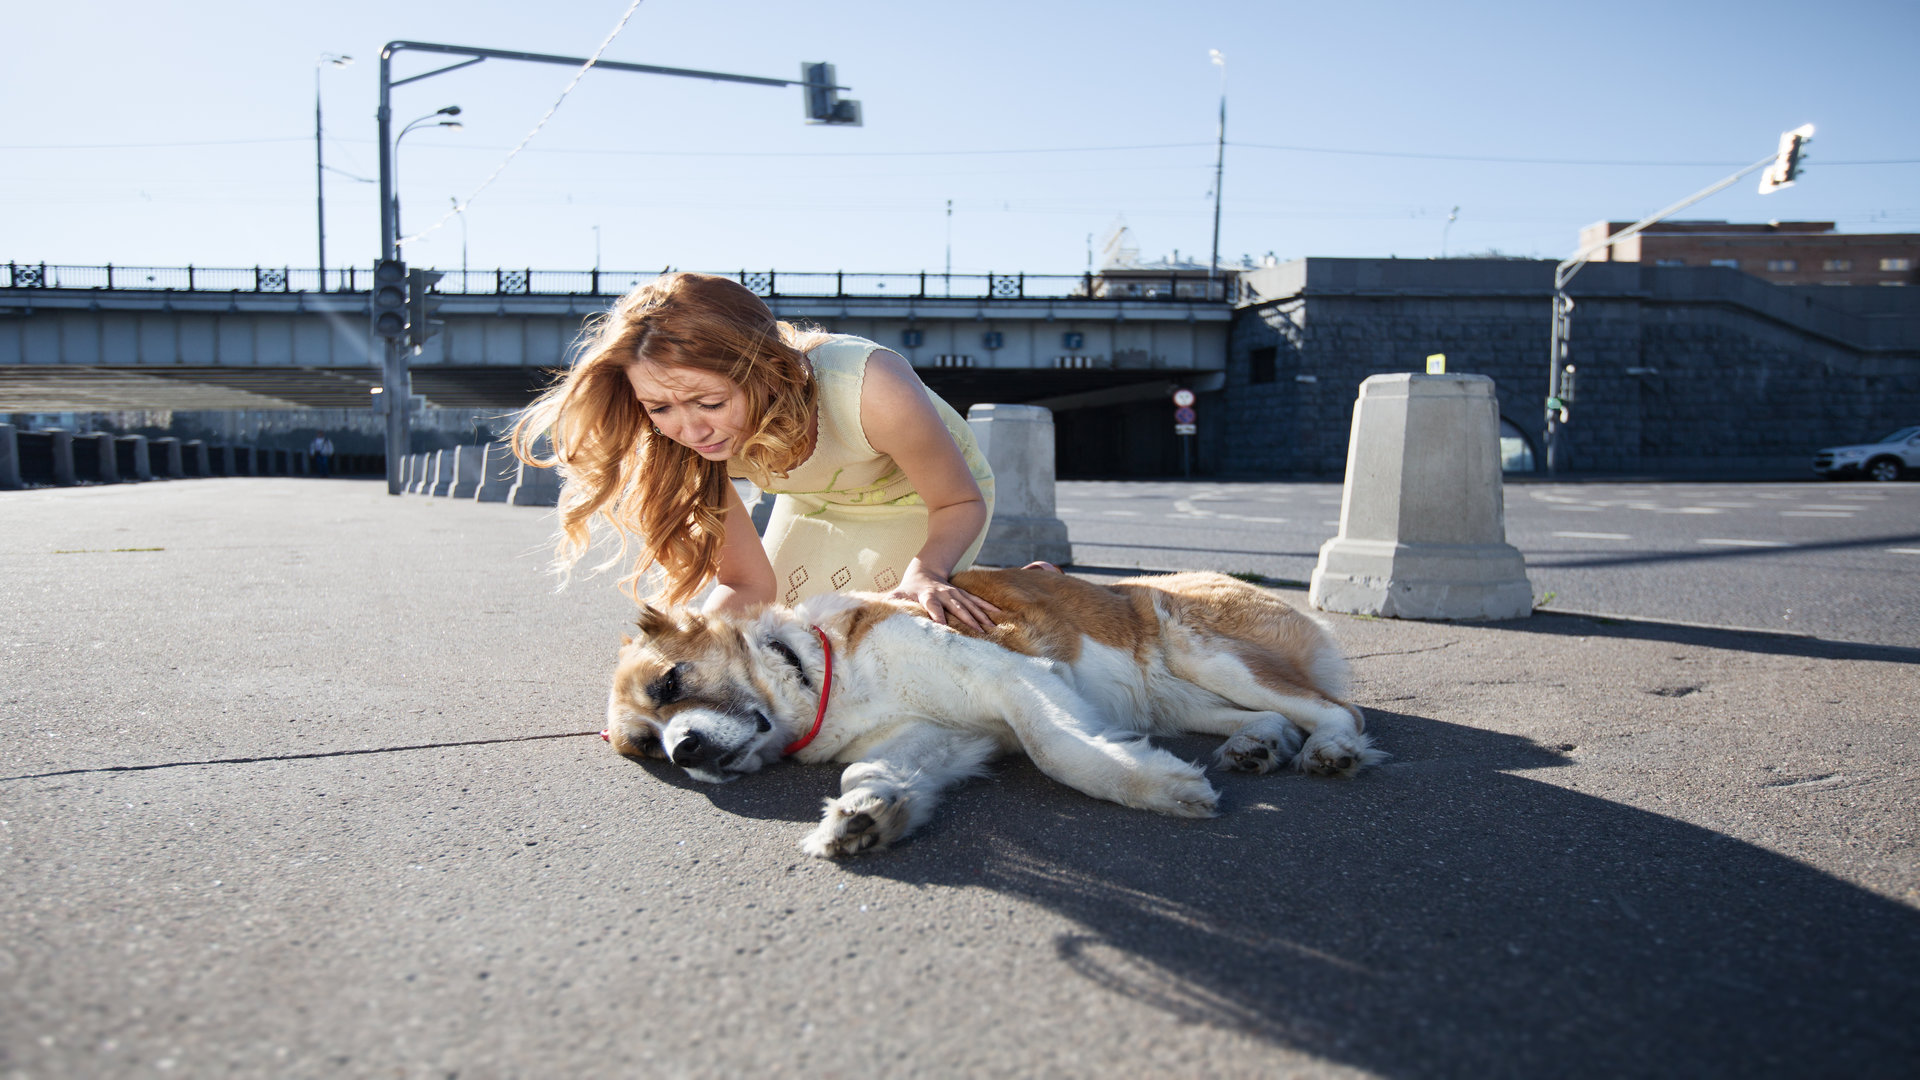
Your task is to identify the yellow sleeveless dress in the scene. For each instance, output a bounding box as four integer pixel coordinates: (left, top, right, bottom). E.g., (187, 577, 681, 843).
(742, 335, 995, 605)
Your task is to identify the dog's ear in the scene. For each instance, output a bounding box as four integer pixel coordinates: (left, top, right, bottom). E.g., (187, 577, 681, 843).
(635, 604, 674, 637)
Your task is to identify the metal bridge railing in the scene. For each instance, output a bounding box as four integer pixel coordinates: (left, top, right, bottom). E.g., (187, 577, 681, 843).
(4, 262, 1242, 303)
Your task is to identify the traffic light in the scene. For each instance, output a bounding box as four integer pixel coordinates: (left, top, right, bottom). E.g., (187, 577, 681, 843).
(406, 268, 446, 348)
(372, 259, 408, 340)
(801, 62, 861, 126)
(1757, 123, 1815, 194)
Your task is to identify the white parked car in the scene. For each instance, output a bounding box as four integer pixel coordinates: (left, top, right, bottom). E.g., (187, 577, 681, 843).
(1812, 426, 1920, 482)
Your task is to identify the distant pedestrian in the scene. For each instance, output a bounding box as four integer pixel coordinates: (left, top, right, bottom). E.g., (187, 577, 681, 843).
(511, 271, 1002, 628)
(309, 435, 334, 478)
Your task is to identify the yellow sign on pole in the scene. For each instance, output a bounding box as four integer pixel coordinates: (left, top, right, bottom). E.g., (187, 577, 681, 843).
(1426, 353, 1447, 374)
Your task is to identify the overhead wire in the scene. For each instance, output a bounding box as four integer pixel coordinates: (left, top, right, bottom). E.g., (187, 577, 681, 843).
(395, 0, 649, 250)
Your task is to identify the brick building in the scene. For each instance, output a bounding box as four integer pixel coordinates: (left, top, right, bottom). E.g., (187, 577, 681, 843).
(1578, 221, 1918, 287)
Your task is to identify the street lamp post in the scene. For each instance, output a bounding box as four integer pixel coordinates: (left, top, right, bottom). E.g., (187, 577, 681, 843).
(392, 106, 462, 260)
(314, 53, 352, 290)
(1207, 49, 1226, 299)
(374, 39, 861, 495)
(452, 196, 467, 291)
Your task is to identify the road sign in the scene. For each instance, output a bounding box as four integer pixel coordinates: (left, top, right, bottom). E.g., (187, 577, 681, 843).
(1175, 423, 1196, 435)
(1172, 388, 1196, 407)
(1174, 406, 1196, 424)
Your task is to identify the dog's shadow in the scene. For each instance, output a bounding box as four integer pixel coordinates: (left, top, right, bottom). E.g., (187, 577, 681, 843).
(678, 710, 1916, 1078)
(623, 754, 839, 823)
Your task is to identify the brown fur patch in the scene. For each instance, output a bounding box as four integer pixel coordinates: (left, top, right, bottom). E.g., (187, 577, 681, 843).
(952, 567, 1158, 664)
(839, 597, 924, 652)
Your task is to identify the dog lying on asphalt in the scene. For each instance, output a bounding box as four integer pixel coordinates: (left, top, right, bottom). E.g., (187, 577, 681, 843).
(603, 567, 1380, 857)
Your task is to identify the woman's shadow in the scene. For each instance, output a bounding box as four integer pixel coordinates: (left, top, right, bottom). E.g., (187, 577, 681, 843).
(664, 708, 1920, 1078)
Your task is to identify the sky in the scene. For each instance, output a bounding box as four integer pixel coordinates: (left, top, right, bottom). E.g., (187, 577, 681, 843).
(4, 0, 1916, 278)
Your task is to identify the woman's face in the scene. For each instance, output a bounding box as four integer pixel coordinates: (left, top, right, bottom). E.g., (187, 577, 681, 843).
(626, 360, 751, 461)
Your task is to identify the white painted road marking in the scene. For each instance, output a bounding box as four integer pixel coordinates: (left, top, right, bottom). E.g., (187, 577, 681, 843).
(1700, 538, 1792, 548)
(1888, 548, 1920, 555)
(1780, 511, 1855, 518)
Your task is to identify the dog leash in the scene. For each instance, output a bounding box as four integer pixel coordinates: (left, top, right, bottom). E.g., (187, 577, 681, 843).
(782, 625, 834, 756)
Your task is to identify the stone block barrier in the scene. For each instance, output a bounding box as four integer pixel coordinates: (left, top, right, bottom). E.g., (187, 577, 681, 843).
(429, 449, 457, 497)
(72, 433, 119, 484)
(0, 424, 20, 490)
(115, 435, 152, 482)
(1310, 373, 1533, 620)
(966, 404, 1073, 568)
(182, 440, 209, 478)
(448, 444, 486, 499)
(149, 437, 183, 479)
(475, 443, 518, 503)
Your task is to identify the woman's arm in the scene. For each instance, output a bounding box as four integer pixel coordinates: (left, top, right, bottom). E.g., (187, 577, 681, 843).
(702, 480, 778, 615)
(858, 348, 1001, 631)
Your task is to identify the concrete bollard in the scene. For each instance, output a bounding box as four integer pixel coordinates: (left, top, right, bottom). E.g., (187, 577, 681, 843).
(149, 437, 183, 479)
(115, 435, 152, 481)
(965, 404, 1073, 568)
(72, 433, 120, 483)
(429, 449, 457, 497)
(19, 430, 76, 486)
(508, 458, 561, 507)
(0, 424, 19, 490)
(1309, 373, 1533, 620)
(402, 453, 425, 494)
(181, 440, 209, 478)
(448, 444, 486, 499)
(475, 443, 519, 503)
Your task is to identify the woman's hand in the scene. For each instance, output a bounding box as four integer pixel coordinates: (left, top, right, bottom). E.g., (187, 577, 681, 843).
(895, 559, 1001, 632)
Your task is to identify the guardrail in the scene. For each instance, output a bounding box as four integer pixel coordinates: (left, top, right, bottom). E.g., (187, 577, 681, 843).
(3, 262, 1241, 303)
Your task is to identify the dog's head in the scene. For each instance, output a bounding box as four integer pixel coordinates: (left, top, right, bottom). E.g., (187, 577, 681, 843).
(606, 605, 815, 783)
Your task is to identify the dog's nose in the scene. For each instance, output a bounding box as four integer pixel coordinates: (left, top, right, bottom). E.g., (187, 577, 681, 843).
(670, 732, 708, 766)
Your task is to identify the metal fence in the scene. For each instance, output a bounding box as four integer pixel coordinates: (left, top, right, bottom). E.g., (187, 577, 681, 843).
(3, 262, 1240, 303)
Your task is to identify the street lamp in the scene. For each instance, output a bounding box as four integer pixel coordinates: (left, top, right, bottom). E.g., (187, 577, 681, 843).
(314, 53, 352, 289)
(451, 196, 467, 291)
(392, 106, 462, 255)
(1207, 49, 1226, 298)
(373, 40, 862, 497)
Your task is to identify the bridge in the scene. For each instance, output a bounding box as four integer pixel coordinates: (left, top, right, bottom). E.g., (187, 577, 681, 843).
(0, 263, 1232, 417)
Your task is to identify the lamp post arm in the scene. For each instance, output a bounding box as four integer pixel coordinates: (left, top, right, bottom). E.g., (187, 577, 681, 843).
(383, 40, 823, 90)
(1554, 150, 1778, 290)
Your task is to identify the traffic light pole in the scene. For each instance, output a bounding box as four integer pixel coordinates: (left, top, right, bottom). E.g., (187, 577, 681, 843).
(1543, 126, 1811, 476)
(373, 40, 857, 494)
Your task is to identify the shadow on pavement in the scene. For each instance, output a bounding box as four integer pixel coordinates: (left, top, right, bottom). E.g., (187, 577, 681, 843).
(1492, 610, 1920, 665)
(813, 711, 1920, 1078)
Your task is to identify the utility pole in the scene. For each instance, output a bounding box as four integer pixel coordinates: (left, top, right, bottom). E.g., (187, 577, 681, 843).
(1543, 124, 1813, 475)
(373, 40, 860, 494)
(1207, 49, 1226, 298)
(314, 54, 352, 289)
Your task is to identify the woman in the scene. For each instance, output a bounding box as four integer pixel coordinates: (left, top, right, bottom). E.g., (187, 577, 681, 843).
(512, 271, 1001, 630)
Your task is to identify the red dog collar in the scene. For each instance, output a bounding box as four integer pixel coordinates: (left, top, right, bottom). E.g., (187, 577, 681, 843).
(782, 625, 833, 756)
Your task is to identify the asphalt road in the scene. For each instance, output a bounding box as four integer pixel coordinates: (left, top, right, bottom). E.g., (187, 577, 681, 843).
(4, 479, 1916, 1078)
(1057, 479, 1920, 648)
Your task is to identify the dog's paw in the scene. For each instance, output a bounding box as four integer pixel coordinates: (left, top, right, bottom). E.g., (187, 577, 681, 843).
(1213, 723, 1305, 775)
(1127, 759, 1219, 818)
(1292, 729, 1386, 778)
(800, 789, 911, 859)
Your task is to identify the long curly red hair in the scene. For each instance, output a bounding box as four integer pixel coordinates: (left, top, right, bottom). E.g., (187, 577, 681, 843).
(512, 272, 825, 606)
